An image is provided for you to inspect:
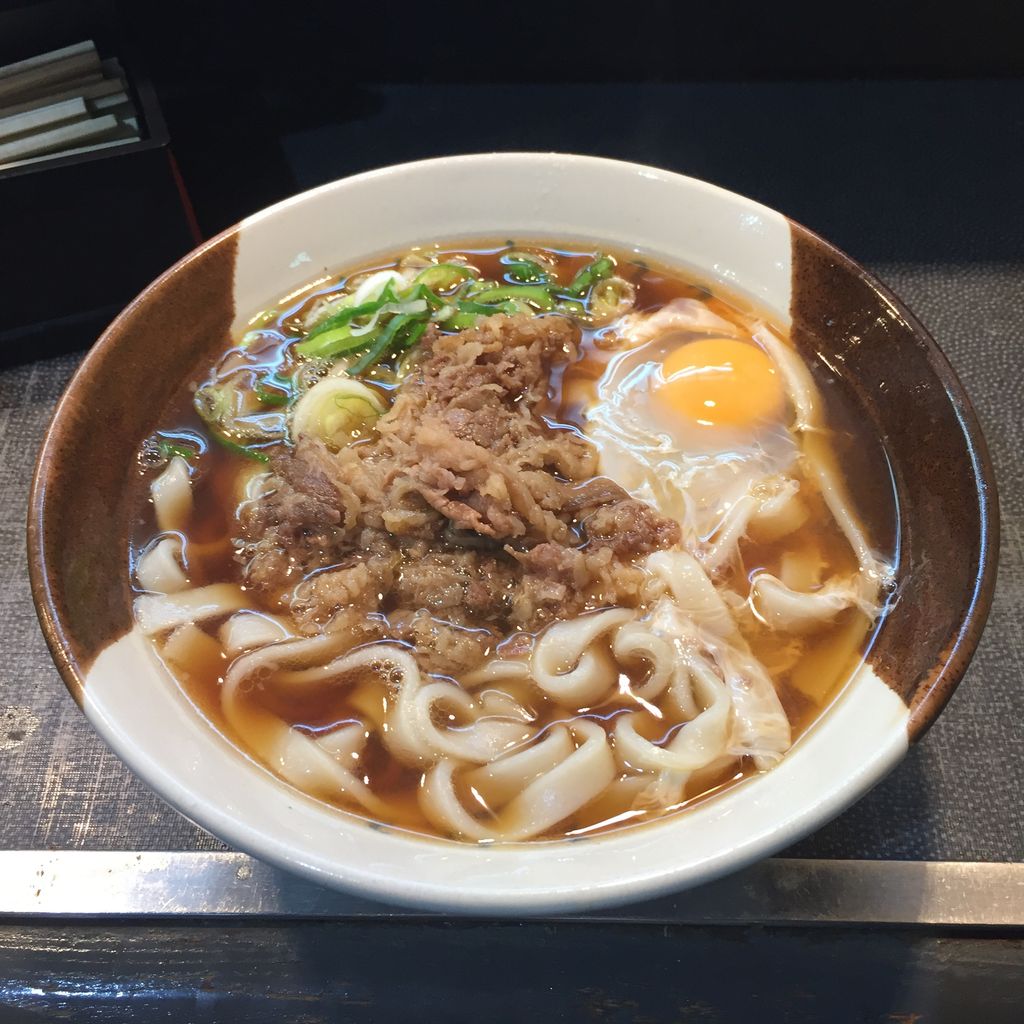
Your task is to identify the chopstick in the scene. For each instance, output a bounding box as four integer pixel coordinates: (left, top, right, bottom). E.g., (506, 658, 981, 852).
(0, 97, 90, 144)
(0, 112, 126, 164)
(0, 40, 97, 81)
(0, 40, 144, 171)
(0, 77, 124, 118)
(0, 50, 103, 106)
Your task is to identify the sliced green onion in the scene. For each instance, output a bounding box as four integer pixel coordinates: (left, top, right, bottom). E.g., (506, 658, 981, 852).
(301, 297, 379, 343)
(501, 255, 551, 285)
(347, 313, 416, 377)
(412, 263, 478, 291)
(291, 378, 384, 447)
(397, 318, 428, 351)
(254, 373, 292, 406)
(298, 291, 393, 354)
(297, 323, 367, 360)
(333, 395, 379, 417)
(468, 284, 556, 310)
(402, 283, 447, 309)
(194, 380, 285, 443)
(447, 311, 481, 330)
(563, 256, 615, 297)
(298, 313, 371, 356)
(211, 430, 270, 463)
(586, 276, 637, 326)
(349, 270, 406, 304)
(194, 381, 234, 426)
(240, 330, 268, 349)
(446, 297, 519, 330)
(157, 439, 197, 460)
(461, 298, 519, 315)
(555, 297, 587, 316)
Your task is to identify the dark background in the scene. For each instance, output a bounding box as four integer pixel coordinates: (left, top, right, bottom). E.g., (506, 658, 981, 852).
(105, 0, 1024, 237)
(3, 0, 1024, 358)
(2, 0, 1023, 347)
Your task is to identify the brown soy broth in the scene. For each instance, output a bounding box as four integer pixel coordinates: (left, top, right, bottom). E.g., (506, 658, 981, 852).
(132, 239, 897, 842)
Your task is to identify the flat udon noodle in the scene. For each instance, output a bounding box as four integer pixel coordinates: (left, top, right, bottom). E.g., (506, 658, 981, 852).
(151, 456, 193, 533)
(382, 650, 533, 768)
(135, 535, 188, 594)
(159, 618, 411, 819)
(751, 323, 893, 591)
(135, 584, 250, 634)
(421, 568, 776, 834)
(458, 562, 785, 817)
(420, 720, 616, 841)
(221, 632, 392, 815)
(530, 607, 634, 707)
(162, 622, 223, 680)
(747, 477, 808, 543)
(220, 610, 294, 657)
(644, 549, 792, 769)
(146, 552, 782, 834)
(460, 660, 532, 687)
(611, 619, 676, 703)
(749, 572, 877, 634)
(222, 639, 534, 812)
(701, 474, 812, 574)
(614, 643, 732, 809)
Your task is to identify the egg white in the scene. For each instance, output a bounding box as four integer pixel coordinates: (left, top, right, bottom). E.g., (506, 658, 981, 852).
(586, 312, 799, 553)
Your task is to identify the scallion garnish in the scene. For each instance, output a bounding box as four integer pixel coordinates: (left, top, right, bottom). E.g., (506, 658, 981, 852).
(563, 256, 615, 297)
(210, 430, 270, 463)
(292, 248, 629, 380)
(254, 373, 293, 406)
(412, 263, 478, 292)
(501, 254, 551, 285)
(468, 284, 556, 310)
(157, 439, 197, 460)
(347, 313, 416, 377)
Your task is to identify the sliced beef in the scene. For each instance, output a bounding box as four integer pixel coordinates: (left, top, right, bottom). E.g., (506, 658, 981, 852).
(236, 313, 680, 674)
(584, 498, 683, 558)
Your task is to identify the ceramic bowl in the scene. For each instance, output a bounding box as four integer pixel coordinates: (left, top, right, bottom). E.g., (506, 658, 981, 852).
(28, 154, 998, 913)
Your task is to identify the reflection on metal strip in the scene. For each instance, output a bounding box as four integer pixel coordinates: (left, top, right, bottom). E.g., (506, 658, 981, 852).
(2, 853, 1023, 925)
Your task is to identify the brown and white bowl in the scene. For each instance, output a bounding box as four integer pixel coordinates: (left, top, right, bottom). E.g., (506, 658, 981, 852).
(27, 154, 998, 913)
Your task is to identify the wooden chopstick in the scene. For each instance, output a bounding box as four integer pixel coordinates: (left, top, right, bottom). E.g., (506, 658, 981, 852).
(0, 50, 103, 106)
(0, 97, 89, 144)
(0, 41, 96, 82)
(0, 112, 123, 164)
(0, 40, 146, 170)
(0, 77, 122, 119)
(0, 132, 141, 171)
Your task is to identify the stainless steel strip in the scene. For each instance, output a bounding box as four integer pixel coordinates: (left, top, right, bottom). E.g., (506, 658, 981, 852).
(2, 853, 1023, 925)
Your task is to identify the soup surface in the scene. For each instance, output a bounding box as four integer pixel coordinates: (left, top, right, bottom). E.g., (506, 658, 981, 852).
(131, 241, 895, 842)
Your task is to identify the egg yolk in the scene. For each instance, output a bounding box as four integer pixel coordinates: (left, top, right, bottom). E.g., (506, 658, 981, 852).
(654, 337, 784, 430)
